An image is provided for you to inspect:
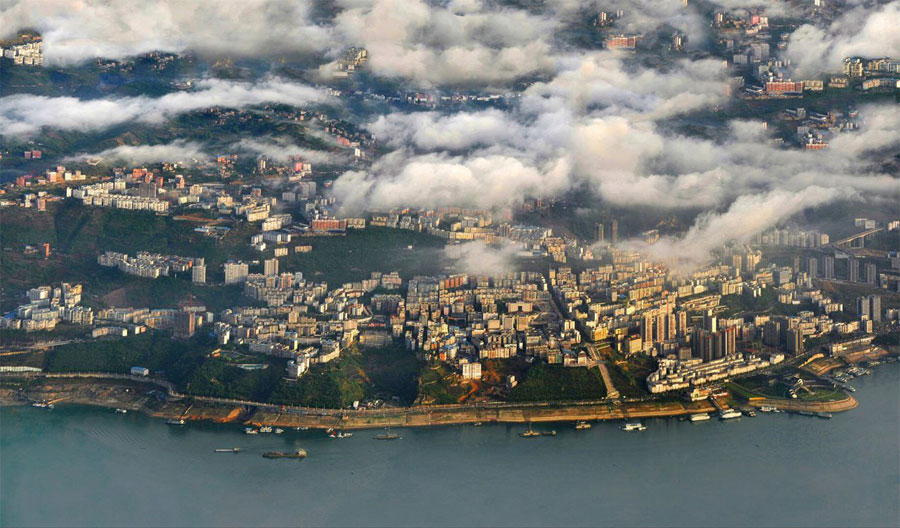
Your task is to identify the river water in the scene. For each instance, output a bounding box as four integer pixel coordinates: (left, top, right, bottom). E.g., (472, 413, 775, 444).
(2, 363, 898, 527)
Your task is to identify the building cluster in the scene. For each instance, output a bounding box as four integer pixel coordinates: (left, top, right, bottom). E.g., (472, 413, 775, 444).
(1, 283, 91, 331)
(1, 37, 42, 65)
(332, 47, 368, 77)
(71, 181, 170, 214)
(98, 251, 197, 279)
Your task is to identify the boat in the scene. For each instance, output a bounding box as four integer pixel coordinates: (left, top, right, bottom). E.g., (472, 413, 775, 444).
(329, 430, 353, 438)
(575, 421, 592, 430)
(244, 427, 258, 435)
(520, 424, 541, 438)
(166, 418, 186, 425)
(32, 401, 51, 408)
(274, 428, 284, 435)
(622, 421, 647, 431)
(743, 410, 757, 417)
(473, 422, 483, 427)
(719, 409, 742, 420)
(263, 449, 307, 459)
(259, 426, 273, 433)
(215, 448, 241, 453)
(294, 426, 309, 431)
(759, 406, 774, 413)
(845, 385, 856, 392)
(689, 413, 711, 422)
(374, 427, 402, 440)
(115, 408, 128, 414)
(816, 412, 833, 419)
(798, 411, 816, 417)
(540, 430, 557, 437)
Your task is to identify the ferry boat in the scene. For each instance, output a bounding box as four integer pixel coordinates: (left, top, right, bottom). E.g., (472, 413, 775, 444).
(115, 408, 128, 414)
(244, 427, 258, 435)
(166, 418, 185, 425)
(622, 421, 647, 431)
(374, 427, 401, 440)
(259, 426, 273, 433)
(689, 413, 711, 422)
(215, 448, 241, 453)
(719, 409, 742, 420)
(263, 449, 307, 459)
(575, 421, 592, 430)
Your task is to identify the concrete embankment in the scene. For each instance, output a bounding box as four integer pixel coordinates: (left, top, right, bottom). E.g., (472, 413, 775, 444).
(748, 395, 858, 413)
(2, 374, 716, 429)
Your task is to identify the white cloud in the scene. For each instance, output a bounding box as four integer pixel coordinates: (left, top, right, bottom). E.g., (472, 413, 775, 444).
(786, 2, 900, 77)
(0, 0, 332, 65)
(628, 186, 844, 273)
(0, 78, 327, 137)
(64, 140, 206, 164)
(445, 240, 521, 276)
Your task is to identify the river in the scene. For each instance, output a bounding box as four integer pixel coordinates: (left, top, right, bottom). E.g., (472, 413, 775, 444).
(2, 363, 897, 527)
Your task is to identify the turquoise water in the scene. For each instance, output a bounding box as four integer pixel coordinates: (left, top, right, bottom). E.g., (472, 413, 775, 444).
(2, 363, 898, 527)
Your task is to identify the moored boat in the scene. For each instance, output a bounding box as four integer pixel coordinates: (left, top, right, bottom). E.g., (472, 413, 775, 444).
(166, 418, 185, 425)
(115, 408, 128, 414)
(622, 421, 647, 431)
(374, 427, 401, 440)
(263, 449, 307, 459)
(719, 409, 742, 420)
(689, 413, 711, 422)
(215, 448, 241, 453)
(575, 421, 591, 430)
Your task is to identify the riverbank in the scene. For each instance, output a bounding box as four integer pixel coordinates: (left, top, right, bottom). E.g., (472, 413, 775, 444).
(1, 373, 860, 430)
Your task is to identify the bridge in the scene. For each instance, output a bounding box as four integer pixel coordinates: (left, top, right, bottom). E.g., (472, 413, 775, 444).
(832, 227, 883, 248)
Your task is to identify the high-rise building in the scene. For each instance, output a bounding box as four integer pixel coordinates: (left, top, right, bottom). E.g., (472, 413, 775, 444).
(786, 328, 803, 354)
(859, 295, 882, 322)
(593, 223, 604, 244)
(865, 263, 876, 284)
(806, 257, 818, 279)
(870, 295, 881, 323)
(848, 258, 859, 282)
(264, 258, 279, 276)
(856, 296, 870, 319)
(224, 261, 249, 284)
(822, 256, 834, 279)
(174, 311, 195, 339)
(192, 264, 206, 284)
(792, 256, 800, 273)
(610, 219, 618, 246)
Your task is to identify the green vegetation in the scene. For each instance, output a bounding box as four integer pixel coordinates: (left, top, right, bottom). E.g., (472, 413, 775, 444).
(41, 332, 423, 408)
(185, 359, 283, 402)
(281, 227, 446, 287)
(873, 332, 900, 347)
(44, 332, 213, 388)
(507, 364, 606, 402)
(417, 362, 467, 405)
(606, 360, 650, 398)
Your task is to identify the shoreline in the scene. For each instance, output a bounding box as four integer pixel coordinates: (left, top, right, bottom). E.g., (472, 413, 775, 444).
(0, 373, 860, 430)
